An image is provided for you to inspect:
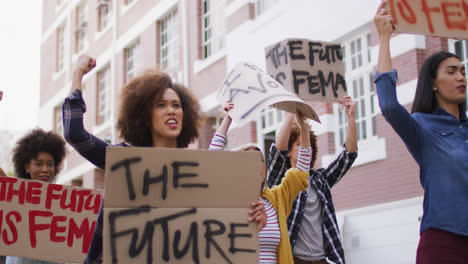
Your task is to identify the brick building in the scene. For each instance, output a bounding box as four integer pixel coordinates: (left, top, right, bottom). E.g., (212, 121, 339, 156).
(39, 0, 467, 262)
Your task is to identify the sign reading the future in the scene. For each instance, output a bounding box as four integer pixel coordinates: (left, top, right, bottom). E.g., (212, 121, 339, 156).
(103, 147, 263, 264)
(387, 0, 468, 39)
(265, 38, 348, 103)
(216, 62, 320, 127)
(0, 177, 102, 263)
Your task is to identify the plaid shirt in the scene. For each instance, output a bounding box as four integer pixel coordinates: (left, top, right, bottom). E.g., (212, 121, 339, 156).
(266, 143, 357, 264)
(63, 89, 126, 264)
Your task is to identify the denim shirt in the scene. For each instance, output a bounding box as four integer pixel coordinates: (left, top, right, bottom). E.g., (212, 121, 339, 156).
(375, 70, 468, 236)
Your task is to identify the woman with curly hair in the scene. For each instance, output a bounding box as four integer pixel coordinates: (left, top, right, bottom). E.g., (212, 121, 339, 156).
(11, 129, 66, 182)
(63, 55, 265, 264)
(5, 128, 66, 263)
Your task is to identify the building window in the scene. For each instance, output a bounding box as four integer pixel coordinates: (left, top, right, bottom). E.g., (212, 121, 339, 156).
(454, 40, 468, 77)
(97, 65, 111, 125)
(259, 107, 284, 132)
(75, 2, 88, 54)
(56, 24, 65, 72)
(160, 8, 180, 82)
(366, 33, 372, 63)
(201, 0, 226, 59)
(255, 0, 279, 16)
(350, 38, 363, 70)
(337, 73, 377, 145)
(125, 40, 140, 82)
(97, 0, 111, 32)
(337, 33, 375, 148)
(54, 105, 63, 136)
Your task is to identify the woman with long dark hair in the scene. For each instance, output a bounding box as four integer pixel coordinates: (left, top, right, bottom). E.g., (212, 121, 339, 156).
(374, 2, 468, 263)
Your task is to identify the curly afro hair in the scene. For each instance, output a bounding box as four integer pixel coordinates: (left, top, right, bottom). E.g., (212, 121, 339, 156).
(287, 123, 318, 168)
(12, 129, 66, 179)
(116, 70, 201, 147)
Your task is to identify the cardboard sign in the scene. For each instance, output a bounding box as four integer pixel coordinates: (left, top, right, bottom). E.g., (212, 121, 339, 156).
(387, 0, 468, 39)
(217, 61, 320, 127)
(0, 177, 102, 263)
(265, 38, 348, 103)
(103, 147, 262, 264)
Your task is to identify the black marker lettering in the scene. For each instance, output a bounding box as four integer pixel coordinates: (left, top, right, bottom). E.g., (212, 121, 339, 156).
(265, 43, 288, 68)
(228, 223, 256, 254)
(288, 40, 305, 60)
(274, 72, 286, 85)
(203, 220, 232, 264)
(143, 165, 168, 200)
(173, 222, 200, 263)
(110, 157, 142, 201)
(172, 161, 208, 189)
(221, 71, 241, 96)
(293, 70, 309, 94)
(308, 42, 322, 66)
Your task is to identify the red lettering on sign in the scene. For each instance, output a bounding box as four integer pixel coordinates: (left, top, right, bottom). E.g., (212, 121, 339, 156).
(68, 218, 96, 253)
(442, 1, 468, 30)
(26, 181, 42, 204)
(29, 210, 53, 248)
(60, 189, 77, 211)
(76, 190, 91, 213)
(50, 215, 67, 242)
(45, 184, 63, 210)
(398, 0, 417, 24)
(422, 0, 442, 33)
(0, 177, 17, 201)
(389, 0, 399, 24)
(1, 211, 21, 245)
(7, 180, 26, 205)
(464, 0, 468, 18)
(84, 193, 101, 214)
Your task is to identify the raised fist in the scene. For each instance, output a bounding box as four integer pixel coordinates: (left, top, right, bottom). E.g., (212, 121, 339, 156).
(76, 55, 96, 76)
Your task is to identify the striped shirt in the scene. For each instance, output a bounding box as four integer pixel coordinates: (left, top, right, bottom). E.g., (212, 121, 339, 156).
(266, 143, 357, 264)
(209, 133, 312, 263)
(259, 199, 281, 263)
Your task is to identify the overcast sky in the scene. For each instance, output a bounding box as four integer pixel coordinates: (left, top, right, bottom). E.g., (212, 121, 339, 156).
(0, 1, 41, 132)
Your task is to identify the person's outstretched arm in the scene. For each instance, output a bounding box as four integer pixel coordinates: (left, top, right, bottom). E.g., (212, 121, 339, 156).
(63, 55, 110, 169)
(208, 101, 233, 151)
(374, 1, 423, 164)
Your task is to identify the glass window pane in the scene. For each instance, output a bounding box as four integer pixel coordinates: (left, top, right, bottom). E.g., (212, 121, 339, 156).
(464, 41, 468, 60)
(353, 80, 358, 98)
(356, 122, 361, 141)
(455, 41, 464, 59)
(369, 72, 375, 92)
(360, 98, 366, 117)
(355, 102, 360, 119)
(268, 111, 274, 126)
(359, 77, 364, 96)
(357, 38, 361, 51)
(372, 116, 377, 136)
(362, 120, 367, 139)
(339, 128, 344, 146)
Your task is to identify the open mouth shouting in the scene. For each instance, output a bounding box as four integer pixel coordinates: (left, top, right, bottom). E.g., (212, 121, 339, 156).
(166, 118, 179, 129)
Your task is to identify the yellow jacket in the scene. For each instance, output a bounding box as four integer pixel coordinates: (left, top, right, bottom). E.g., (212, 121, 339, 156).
(261, 168, 309, 264)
